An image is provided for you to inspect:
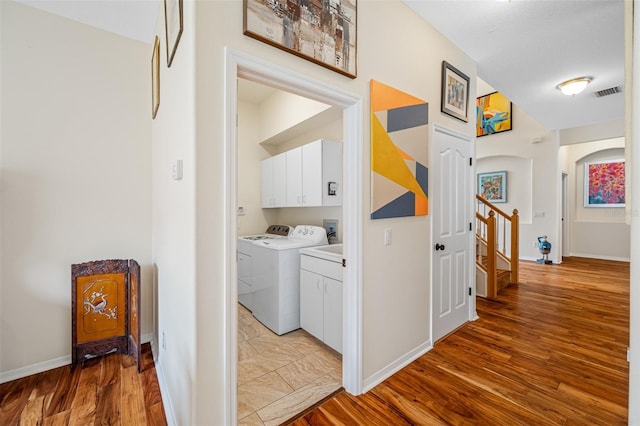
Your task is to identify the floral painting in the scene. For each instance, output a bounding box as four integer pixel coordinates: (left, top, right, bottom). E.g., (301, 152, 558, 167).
(477, 171, 507, 203)
(585, 160, 625, 207)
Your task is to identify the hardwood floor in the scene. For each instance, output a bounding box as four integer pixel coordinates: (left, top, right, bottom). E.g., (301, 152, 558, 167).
(290, 257, 630, 425)
(0, 343, 166, 426)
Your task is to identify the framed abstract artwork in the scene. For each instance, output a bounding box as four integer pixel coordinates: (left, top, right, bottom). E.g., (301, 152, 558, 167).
(151, 36, 160, 119)
(476, 91, 512, 137)
(370, 80, 429, 219)
(477, 171, 507, 203)
(164, 0, 183, 67)
(441, 61, 470, 122)
(584, 160, 625, 207)
(243, 0, 357, 78)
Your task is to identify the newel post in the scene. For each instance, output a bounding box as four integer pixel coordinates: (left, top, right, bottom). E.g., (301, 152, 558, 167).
(511, 209, 519, 285)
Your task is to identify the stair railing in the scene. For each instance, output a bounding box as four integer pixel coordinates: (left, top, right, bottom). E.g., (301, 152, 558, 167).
(475, 195, 519, 297)
(476, 210, 498, 298)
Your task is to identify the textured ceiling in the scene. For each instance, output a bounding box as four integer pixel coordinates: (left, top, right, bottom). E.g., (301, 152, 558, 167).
(403, 0, 625, 130)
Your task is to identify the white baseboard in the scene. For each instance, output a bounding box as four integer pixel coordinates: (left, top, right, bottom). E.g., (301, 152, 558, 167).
(569, 252, 630, 262)
(155, 357, 177, 426)
(520, 255, 562, 264)
(0, 355, 71, 384)
(361, 340, 432, 393)
(0, 332, 156, 384)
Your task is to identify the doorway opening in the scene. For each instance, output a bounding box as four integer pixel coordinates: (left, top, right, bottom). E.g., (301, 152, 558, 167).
(223, 48, 363, 425)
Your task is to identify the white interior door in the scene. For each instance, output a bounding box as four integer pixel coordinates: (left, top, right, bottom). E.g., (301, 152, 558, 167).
(431, 124, 473, 342)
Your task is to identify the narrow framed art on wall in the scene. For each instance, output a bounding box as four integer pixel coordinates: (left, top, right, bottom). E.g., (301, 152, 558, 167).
(164, 0, 183, 67)
(243, 0, 357, 78)
(441, 61, 470, 122)
(151, 36, 160, 119)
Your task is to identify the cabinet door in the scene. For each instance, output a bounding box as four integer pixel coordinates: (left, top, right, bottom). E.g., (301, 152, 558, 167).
(261, 157, 273, 208)
(302, 141, 322, 206)
(286, 147, 302, 206)
(272, 153, 287, 207)
(323, 277, 343, 354)
(300, 269, 323, 340)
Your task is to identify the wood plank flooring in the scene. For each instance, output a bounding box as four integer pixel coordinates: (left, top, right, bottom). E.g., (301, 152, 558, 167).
(290, 257, 630, 425)
(0, 343, 166, 426)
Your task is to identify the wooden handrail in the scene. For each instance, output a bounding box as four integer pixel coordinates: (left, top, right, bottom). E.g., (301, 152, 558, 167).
(475, 195, 520, 297)
(510, 209, 519, 284)
(476, 195, 515, 220)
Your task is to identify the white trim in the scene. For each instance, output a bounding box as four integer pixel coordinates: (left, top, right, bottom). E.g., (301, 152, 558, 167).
(224, 48, 364, 424)
(520, 255, 563, 264)
(0, 355, 70, 384)
(568, 253, 630, 262)
(361, 340, 432, 393)
(0, 333, 155, 384)
(155, 359, 178, 426)
(224, 48, 240, 426)
(431, 123, 477, 333)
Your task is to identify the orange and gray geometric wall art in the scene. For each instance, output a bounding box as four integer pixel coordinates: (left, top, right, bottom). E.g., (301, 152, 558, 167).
(370, 80, 429, 219)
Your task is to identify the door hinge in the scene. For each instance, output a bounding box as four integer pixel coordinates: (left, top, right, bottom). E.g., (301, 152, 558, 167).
(342, 259, 346, 267)
(469, 158, 473, 166)
(469, 287, 472, 296)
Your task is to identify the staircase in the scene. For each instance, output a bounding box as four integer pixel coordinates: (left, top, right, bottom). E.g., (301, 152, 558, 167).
(475, 195, 519, 299)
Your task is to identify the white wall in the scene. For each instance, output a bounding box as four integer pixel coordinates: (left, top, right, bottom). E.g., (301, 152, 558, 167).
(154, 0, 478, 423)
(237, 99, 278, 236)
(559, 118, 624, 145)
(150, 1, 196, 424)
(257, 89, 332, 143)
(627, 0, 639, 421)
(559, 138, 630, 260)
(476, 79, 560, 262)
(0, 1, 152, 378)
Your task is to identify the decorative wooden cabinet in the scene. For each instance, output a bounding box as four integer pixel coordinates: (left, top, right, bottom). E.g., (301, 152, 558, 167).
(71, 259, 141, 372)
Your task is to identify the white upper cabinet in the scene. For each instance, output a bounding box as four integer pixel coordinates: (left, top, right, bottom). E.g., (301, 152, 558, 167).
(285, 147, 303, 206)
(261, 152, 287, 208)
(262, 139, 342, 208)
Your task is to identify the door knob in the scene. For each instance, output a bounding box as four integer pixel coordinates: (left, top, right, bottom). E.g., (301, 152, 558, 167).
(435, 243, 446, 251)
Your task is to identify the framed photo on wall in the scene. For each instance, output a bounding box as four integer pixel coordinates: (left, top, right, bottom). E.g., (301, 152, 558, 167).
(477, 171, 507, 203)
(441, 61, 470, 122)
(243, 0, 357, 78)
(584, 159, 625, 207)
(164, 0, 183, 67)
(151, 36, 160, 119)
(476, 91, 512, 137)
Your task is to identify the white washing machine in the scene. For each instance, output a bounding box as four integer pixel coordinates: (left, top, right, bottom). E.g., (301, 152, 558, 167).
(237, 225, 292, 311)
(251, 225, 328, 335)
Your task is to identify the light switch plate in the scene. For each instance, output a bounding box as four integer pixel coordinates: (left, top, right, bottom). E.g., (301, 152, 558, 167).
(171, 160, 183, 180)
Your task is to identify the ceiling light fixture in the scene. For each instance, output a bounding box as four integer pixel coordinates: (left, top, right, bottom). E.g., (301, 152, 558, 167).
(556, 77, 593, 96)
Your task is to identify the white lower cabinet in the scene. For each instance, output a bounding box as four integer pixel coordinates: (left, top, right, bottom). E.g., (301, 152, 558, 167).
(300, 255, 342, 353)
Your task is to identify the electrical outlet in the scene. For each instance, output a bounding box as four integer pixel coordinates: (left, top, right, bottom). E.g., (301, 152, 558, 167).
(162, 331, 167, 350)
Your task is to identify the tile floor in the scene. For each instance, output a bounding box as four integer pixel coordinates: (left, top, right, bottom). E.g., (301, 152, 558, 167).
(238, 304, 342, 426)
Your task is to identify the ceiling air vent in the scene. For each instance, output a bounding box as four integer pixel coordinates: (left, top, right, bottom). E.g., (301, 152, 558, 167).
(594, 86, 622, 98)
